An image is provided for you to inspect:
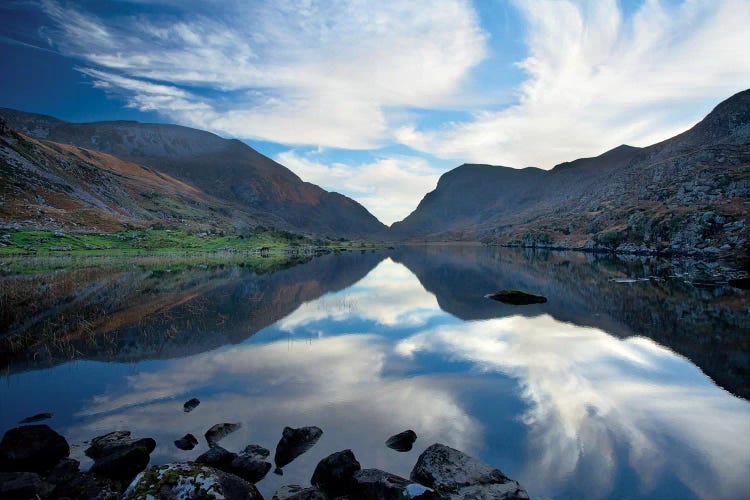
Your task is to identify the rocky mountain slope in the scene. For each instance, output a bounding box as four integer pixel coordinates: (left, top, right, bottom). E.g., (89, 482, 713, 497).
(0, 118, 253, 232)
(391, 90, 750, 261)
(0, 109, 388, 239)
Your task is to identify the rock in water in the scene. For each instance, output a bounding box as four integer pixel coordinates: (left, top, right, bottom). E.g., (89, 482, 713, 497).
(274, 426, 324, 470)
(18, 412, 53, 424)
(385, 429, 417, 452)
(85, 431, 156, 482)
(174, 434, 199, 451)
(410, 443, 529, 499)
(0, 425, 70, 472)
(124, 462, 262, 499)
(486, 289, 547, 305)
(205, 422, 242, 447)
(310, 449, 361, 497)
(183, 397, 201, 413)
(197, 444, 272, 483)
(353, 468, 420, 499)
(272, 484, 328, 499)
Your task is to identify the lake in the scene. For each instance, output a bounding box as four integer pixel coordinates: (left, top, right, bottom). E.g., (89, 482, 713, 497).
(1, 246, 749, 499)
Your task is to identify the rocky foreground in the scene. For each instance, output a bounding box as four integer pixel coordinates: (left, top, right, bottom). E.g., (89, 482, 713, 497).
(0, 421, 528, 500)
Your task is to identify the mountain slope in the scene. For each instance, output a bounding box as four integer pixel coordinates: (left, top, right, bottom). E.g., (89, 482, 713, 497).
(0, 118, 254, 232)
(0, 109, 388, 238)
(392, 90, 750, 259)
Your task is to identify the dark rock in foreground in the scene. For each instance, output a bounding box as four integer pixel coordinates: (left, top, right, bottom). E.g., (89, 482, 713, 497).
(19, 412, 53, 424)
(410, 443, 529, 499)
(174, 433, 199, 451)
(0, 425, 70, 472)
(205, 422, 242, 447)
(183, 397, 201, 413)
(311, 449, 361, 497)
(85, 431, 156, 482)
(353, 468, 419, 499)
(486, 289, 548, 305)
(273, 484, 329, 499)
(728, 277, 750, 289)
(197, 444, 272, 483)
(385, 429, 417, 452)
(0, 471, 53, 499)
(274, 426, 324, 471)
(125, 462, 262, 499)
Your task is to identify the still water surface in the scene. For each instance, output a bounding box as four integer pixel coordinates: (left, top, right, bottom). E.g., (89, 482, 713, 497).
(1, 247, 749, 499)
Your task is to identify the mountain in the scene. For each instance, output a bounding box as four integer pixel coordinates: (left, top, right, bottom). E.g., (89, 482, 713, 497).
(0, 118, 256, 232)
(0, 109, 388, 238)
(392, 90, 750, 260)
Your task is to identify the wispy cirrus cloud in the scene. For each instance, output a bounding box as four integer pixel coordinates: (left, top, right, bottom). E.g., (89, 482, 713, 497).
(398, 0, 750, 168)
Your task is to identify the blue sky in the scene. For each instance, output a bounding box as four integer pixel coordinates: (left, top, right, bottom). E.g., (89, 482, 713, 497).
(1, 0, 748, 224)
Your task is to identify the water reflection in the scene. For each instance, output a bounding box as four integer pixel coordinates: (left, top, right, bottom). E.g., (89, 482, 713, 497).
(1, 247, 748, 499)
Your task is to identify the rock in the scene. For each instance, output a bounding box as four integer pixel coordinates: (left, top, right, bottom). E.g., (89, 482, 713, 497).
(0, 424, 70, 472)
(18, 412, 53, 424)
(85, 431, 156, 482)
(728, 277, 750, 289)
(0, 472, 53, 499)
(486, 290, 547, 305)
(124, 462, 262, 499)
(310, 449, 361, 497)
(197, 444, 272, 484)
(410, 444, 528, 499)
(46, 457, 80, 485)
(50, 471, 121, 500)
(205, 422, 242, 447)
(175, 433, 199, 450)
(353, 468, 418, 500)
(273, 484, 329, 499)
(183, 397, 201, 412)
(274, 426, 324, 470)
(385, 429, 417, 452)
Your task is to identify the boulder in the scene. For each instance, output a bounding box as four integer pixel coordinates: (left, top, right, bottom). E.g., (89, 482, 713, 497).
(45, 457, 80, 485)
(197, 444, 272, 483)
(183, 397, 201, 413)
(273, 484, 329, 499)
(310, 449, 361, 497)
(0, 424, 70, 472)
(124, 462, 262, 499)
(175, 433, 199, 451)
(49, 471, 121, 500)
(486, 290, 547, 305)
(85, 431, 156, 482)
(274, 426, 324, 471)
(205, 422, 242, 447)
(410, 444, 528, 500)
(0, 471, 53, 499)
(385, 429, 417, 452)
(353, 468, 415, 500)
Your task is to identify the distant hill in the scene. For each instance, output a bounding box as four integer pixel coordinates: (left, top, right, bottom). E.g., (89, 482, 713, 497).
(0, 109, 388, 239)
(391, 90, 750, 261)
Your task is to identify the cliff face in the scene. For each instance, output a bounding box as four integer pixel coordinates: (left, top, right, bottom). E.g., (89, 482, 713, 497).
(391, 90, 750, 261)
(0, 110, 388, 239)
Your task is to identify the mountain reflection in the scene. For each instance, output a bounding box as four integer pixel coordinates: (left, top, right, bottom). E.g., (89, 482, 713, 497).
(1, 247, 748, 499)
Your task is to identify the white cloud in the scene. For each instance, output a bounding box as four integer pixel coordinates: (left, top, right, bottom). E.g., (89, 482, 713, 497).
(40, 0, 487, 149)
(398, 0, 750, 167)
(277, 151, 444, 225)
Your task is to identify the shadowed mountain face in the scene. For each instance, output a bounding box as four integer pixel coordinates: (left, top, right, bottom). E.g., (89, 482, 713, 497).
(392, 245, 749, 400)
(391, 90, 750, 262)
(0, 250, 385, 372)
(0, 109, 388, 238)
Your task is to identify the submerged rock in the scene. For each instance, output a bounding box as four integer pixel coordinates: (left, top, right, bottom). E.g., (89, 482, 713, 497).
(486, 290, 547, 305)
(410, 443, 528, 499)
(18, 412, 53, 424)
(385, 429, 417, 452)
(310, 449, 361, 497)
(124, 462, 262, 499)
(85, 431, 156, 482)
(183, 397, 201, 413)
(174, 433, 199, 451)
(0, 471, 53, 499)
(273, 484, 329, 499)
(205, 422, 242, 447)
(274, 425, 324, 470)
(0, 424, 70, 472)
(197, 444, 272, 483)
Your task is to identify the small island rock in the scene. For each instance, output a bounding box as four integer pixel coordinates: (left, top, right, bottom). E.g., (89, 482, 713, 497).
(174, 433, 199, 451)
(18, 412, 53, 424)
(385, 429, 417, 452)
(274, 426, 324, 470)
(183, 398, 201, 413)
(205, 422, 242, 447)
(486, 290, 547, 305)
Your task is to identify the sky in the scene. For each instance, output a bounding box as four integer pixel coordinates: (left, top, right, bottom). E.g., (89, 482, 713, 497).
(0, 1, 748, 225)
